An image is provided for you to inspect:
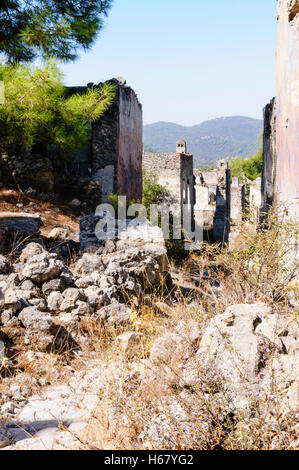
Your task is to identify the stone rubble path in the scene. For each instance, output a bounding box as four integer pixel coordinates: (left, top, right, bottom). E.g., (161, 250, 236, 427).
(1, 363, 104, 450)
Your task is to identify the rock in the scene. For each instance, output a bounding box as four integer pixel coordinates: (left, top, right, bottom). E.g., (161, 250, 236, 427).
(19, 307, 53, 331)
(21, 252, 61, 283)
(98, 301, 132, 325)
(3, 288, 22, 314)
(69, 199, 81, 208)
(60, 288, 84, 312)
(0, 255, 9, 274)
(0, 213, 43, 239)
(20, 243, 46, 263)
(48, 227, 69, 240)
(47, 291, 63, 312)
(75, 253, 104, 277)
(84, 286, 102, 308)
(19, 280, 37, 292)
(29, 298, 48, 312)
(150, 332, 190, 366)
(115, 332, 143, 356)
(71, 300, 92, 317)
(42, 278, 67, 295)
(75, 272, 103, 289)
(182, 303, 299, 416)
(1, 310, 12, 325)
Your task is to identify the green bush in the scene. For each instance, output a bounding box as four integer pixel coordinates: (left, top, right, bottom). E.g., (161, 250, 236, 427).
(142, 173, 170, 211)
(230, 148, 263, 181)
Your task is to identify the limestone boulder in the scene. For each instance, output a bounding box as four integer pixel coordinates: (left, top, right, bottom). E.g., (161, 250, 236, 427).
(20, 243, 45, 263)
(98, 301, 132, 325)
(47, 291, 63, 312)
(182, 303, 299, 415)
(59, 288, 85, 312)
(21, 252, 61, 283)
(19, 307, 53, 331)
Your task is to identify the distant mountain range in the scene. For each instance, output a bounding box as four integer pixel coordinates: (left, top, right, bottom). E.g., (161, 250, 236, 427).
(143, 116, 263, 168)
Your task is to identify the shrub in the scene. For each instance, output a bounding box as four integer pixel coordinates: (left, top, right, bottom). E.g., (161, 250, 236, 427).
(230, 148, 263, 181)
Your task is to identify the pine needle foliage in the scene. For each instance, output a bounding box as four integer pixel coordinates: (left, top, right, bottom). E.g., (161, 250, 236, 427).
(0, 60, 116, 154)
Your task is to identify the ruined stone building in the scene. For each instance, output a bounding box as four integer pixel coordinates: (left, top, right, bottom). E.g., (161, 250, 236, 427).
(144, 142, 236, 244)
(194, 167, 217, 240)
(68, 77, 143, 205)
(143, 140, 195, 221)
(231, 177, 245, 224)
(194, 161, 232, 243)
(0, 78, 143, 210)
(262, 0, 299, 220)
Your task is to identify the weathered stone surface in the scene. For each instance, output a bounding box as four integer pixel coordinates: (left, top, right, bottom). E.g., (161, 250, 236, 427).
(75, 253, 104, 276)
(0, 423, 10, 449)
(0, 255, 9, 274)
(2, 288, 22, 314)
(143, 146, 195, 226)
(213, 160, 231, 243)
(83, 286, 102, 308)
(60, 288, 84, 312)
(19, 307, 53, 331)
(21, 252, 61, 283)
(261, 98, 277, 213)
(47, 291, 63, 312)
(182, 303, 299, 415)
(48, 227, 69, 240)
(275, 0, 299, 220)
(98, 301, 132, 325)
(20, 242, 46, 263)
(0, 213, 42, 238)
(71, 300, 92, 317)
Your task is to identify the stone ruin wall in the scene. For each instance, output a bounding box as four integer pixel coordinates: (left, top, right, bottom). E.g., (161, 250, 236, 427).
(213, 160, 231, 243)
(261, 98, 277, 212)
(0, 79, 143, 209)
(144, 149, 242, 244)
(262, 1, 299, 219)
(92, 81, 143, 202)
(194, 168, 217, 236)
(143, 152, 195, 215)
(276, 0, 299, 219)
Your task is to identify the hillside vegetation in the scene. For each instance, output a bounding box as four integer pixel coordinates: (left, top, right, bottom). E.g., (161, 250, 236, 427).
(143, 116, 262, 167)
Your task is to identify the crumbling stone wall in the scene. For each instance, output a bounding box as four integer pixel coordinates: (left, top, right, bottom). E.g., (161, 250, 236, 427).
(143, 145, 195, 220)
(249, 177, 262, 220)
(91, 79, 143, 202)
(213, 160, 231, 243)
(261, 98, 277, 213)
(0, 79, 143, 208)
(194, 168, 217, 239)
(231, 177, 245, 223)
(275, 0, 299, 219)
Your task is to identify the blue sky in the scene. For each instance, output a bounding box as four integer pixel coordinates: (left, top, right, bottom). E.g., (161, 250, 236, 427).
(61, 0, 278, 126)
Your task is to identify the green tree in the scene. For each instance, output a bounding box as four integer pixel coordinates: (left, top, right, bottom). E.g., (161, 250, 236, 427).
(0, 1, 113, 62)
(230, 148, 263, 181)
(142, 173, 171, 211)
(0, 61, 115, 154)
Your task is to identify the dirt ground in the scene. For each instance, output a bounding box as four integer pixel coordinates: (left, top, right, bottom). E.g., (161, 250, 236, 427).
(0, 188, 80, 241)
